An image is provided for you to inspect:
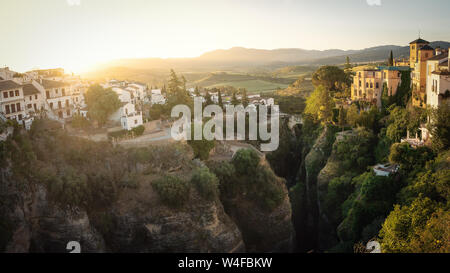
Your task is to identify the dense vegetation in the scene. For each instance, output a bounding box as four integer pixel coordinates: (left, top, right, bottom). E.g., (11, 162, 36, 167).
(210, 149, 285, 212)
(266, 63, 449, 253)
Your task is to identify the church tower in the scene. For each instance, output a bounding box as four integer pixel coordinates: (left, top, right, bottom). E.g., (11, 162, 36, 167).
(409, 38, 430, 68)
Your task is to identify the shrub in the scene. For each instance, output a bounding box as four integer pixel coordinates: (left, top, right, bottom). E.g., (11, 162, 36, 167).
(131, 125, 145, 136)
(190, 167, 219, 201)
(232, 149, 260, 175)
(108, 129, 129, 139)
(152, 175, 190, 208)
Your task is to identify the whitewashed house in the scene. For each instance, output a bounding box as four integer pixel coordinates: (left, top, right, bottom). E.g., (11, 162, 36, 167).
(150, 89, 166, 105)
(112, 87, 132, 104)
(109, 102, 143, 131)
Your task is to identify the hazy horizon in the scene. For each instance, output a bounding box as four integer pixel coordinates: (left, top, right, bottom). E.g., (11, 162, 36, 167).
(2, 0, 450, 73)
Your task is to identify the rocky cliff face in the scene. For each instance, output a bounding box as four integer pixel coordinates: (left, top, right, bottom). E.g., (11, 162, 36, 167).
(98, 177, 244, 253)
(1, 168, 244, 253)
(1, 174, 105, 253)
(289, 126, 337, 251)
(222, 177, 295, 253)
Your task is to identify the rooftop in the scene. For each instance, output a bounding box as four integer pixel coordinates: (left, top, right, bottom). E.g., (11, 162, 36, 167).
(22, 84, 41, 96)
(378, 66, 411, 71)
(0, 80, 21, 91)
(41, 79, 69, 89)
(410, 38, 429, 44)
(427, 53, 448, 61)
(420, 44, 434, 51)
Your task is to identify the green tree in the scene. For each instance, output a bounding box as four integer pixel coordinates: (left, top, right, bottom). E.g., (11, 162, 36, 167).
(304, 85, 335, 124)
(386, 106, 408, 142)
(194, 85, 200, 96)
(345, 56, 352, 71)
(427, 102, 450, 152)
(338, 106, 346, 131)
(218, 90, 224, 108)
(85, 84, 121, 127)
(312, 66, 350, 93)
(190, 167, 219, 201)
(231, 91, 239, 106)
(242, 89, 249, 107)
(346, 104, 359, 127)
(205, 91, 213, 106)
(388, 50, 394, 66)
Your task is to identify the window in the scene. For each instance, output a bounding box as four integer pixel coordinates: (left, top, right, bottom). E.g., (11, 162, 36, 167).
(66, 109, 70, 116)
(58, 101, 62, 109)
(62, 89, 65, 96)
(366, 82, 369, 88)
(359, 80, 361, 87)
(55, 88, 58, 94)
(50, 102, 53, 109)
(30, 96, 32, 101)
(5, 105, 10, 114)
(3, 92, 7, 98)
(376, 83, 379, 89)
(370, 83, 373, 88)
(359, 72, 361, 77)
(65, 100, 69, 107)
(9, 91, 14, 97)
(18, 114, 22, 121)
(35, 94, 38, 99)
(11, 104, 16, 113)
(33, 104, 37, 111)
(46, 91, 50, 99)
(15, 90, 19, 96)
(134, 120, 137, 124)
(27, 104, 32, 109)
(16, 103, 20, 111)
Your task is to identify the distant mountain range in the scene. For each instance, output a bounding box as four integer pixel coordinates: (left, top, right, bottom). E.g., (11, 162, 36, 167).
(87, 41, 450, 74)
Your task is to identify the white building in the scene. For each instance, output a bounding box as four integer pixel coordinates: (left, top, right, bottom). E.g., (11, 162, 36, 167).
(426, 50, 450, 108)
(150, 89, 166, 105)
(112, 87, 132, 104)
(0, 80, 26, 122)
(0, 67, 16, 80)
(109, 102, 143, 131)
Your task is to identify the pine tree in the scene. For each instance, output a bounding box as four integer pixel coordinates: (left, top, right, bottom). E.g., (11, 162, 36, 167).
(242, 89, 249, 107)
(345, 56, 352, 70)
(205, 91, 213, 106)
(168, 69, 181, 95)
(338, 106, 346, 131)
(388, 50, 394, 66)
(231, 91, 239, 106)
(194, 86, 200, 96)
(218, 90, 223, 108)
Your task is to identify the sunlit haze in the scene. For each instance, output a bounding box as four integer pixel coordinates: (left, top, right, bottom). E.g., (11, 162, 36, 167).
(2, 0, 450, 73)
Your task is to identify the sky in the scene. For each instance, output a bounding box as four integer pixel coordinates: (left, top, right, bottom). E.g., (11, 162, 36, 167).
(1, 0, 450, 73)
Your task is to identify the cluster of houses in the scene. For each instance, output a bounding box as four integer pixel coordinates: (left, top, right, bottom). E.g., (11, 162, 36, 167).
(350, 37, 450, 146)
(350, 38, 449, 110)
(0, 67, 88, 130)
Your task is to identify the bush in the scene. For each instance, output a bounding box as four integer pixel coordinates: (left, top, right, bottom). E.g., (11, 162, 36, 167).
(152, 175, 190, 208)
(232, 149, 260, 175)
(108, 129, 129, 139)
(190, 167, 219, 201)
(131, 125, 145, 136)
(107, 125, 145, 139)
